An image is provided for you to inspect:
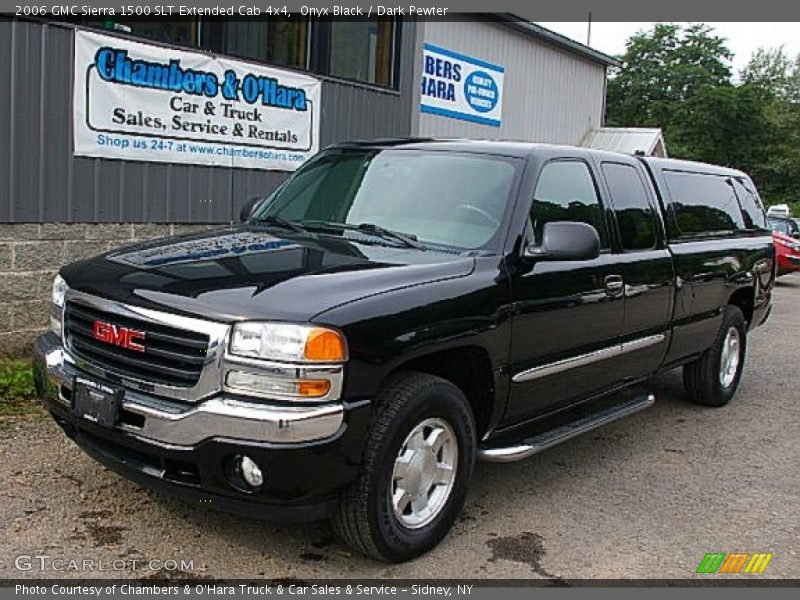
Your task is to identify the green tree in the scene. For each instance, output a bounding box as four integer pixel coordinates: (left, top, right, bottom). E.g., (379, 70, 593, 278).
(606, 23, 733, 132)
(741, 47, 800, 101)
(607, 24, 800, 202)
(740, 48, 800, 208)
(606, 23, 800, 209)
(741, 48, 792, 92)
(669, 83, 770, 171)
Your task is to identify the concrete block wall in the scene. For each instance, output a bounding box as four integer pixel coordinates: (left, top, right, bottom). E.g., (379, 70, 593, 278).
(0, 223, 216, 358)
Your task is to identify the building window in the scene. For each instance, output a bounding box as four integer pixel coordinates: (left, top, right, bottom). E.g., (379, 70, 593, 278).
(220, 19, 308, 70)
(327, 19, 395, 86)
(83, 19, 199, 46)
(73, 16, 399, 89)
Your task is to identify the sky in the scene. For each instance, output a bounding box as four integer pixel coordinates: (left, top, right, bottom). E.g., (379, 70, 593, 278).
(537, 22, 800, 75)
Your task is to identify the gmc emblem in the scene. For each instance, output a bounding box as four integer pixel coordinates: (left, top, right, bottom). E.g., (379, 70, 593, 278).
(93, 321, 146, 353)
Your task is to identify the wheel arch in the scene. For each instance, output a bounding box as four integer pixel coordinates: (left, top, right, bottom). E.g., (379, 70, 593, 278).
(728, 285, 755, 326)
(380, 345, 499, 440)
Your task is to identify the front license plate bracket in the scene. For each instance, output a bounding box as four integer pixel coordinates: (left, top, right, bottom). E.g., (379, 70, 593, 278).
(72, 376, 123, 429)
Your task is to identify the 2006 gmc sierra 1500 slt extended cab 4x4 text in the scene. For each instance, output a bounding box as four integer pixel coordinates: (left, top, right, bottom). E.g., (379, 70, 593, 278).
(34, 139, 775, 562)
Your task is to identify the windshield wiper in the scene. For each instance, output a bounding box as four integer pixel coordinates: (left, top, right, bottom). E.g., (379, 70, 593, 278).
(252, 215, 306, 234)
(304, 221, 425, 250)
(355, 223, 425, 250)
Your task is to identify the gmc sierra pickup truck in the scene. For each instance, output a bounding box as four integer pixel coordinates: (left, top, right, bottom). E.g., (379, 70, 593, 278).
(34, 140, 775, 562)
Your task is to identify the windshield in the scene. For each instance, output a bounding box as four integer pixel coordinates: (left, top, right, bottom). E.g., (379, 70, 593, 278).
(252, 148, 519, 250)
(769, 218, 798, 236)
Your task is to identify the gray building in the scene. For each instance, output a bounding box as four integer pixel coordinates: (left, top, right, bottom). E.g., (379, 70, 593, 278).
(415, 18, 610, 143)
(0, 14, 615, 356)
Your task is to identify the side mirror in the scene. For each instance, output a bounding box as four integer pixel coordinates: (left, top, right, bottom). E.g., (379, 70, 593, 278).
(524, 221, 601, 262)
(239, 195, 263, 223)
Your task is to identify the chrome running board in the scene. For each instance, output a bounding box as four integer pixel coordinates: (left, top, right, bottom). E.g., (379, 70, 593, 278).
(478, 393, 655, 463)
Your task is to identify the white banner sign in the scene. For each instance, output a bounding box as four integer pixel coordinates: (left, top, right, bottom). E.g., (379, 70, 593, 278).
(73, 30, 321, 171)
(420, 43, 504, 128)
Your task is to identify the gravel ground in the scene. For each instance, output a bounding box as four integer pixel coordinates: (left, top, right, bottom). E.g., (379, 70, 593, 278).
(1, 277, 798, 581)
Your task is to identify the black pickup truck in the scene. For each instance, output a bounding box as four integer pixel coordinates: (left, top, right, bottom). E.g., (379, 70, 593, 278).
(34, 140, 775, 562)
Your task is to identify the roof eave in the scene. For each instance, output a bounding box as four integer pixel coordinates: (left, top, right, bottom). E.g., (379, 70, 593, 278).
(488, 14, 621, 68)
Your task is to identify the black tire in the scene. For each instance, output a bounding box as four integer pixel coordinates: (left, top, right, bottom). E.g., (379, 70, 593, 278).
(331, 372, 476, 562)
(683, 305, 747, 407)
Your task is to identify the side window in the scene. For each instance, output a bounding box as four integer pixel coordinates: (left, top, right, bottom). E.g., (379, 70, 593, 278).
(531, 161, 607, 247)
(663, 170, 746, 235)
(732, 178, 768, 230)
(602, 162, 658, 251)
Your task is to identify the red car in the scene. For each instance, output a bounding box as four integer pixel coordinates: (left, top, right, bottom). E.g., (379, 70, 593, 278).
(773, 231, 800, 275)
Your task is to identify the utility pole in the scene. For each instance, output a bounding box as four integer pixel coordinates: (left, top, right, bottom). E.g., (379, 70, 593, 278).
(587, 12, 592, 46)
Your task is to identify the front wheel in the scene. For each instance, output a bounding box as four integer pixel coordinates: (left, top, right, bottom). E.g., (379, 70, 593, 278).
(683, 305, 747, 407)
(332, 372, 476, 562)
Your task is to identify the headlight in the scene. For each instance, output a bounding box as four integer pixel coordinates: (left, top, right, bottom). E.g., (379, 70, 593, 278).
(229, 322, 347, 363)
(226, 323, 346, 401)
(50, 275, 68, 336)
(52, 274, 68, 309)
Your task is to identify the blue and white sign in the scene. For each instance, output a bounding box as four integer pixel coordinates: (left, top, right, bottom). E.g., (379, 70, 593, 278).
(420, 43, 504, 127)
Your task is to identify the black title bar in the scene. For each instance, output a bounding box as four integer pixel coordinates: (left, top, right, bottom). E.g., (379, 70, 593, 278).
(2, 1, 800, 20)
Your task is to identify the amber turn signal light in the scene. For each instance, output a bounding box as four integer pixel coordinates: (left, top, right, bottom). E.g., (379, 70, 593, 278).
(297, 379, 332, 397)
(304, 328, 347, 362)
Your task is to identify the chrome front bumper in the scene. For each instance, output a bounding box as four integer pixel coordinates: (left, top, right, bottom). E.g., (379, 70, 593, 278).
(33, 333, 345, 446)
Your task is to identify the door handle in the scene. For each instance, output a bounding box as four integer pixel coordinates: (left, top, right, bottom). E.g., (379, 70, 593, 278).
(605, 274, 624, 296)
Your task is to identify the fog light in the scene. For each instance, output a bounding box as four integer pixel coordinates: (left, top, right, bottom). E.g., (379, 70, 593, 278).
(239, 455, 264, 488)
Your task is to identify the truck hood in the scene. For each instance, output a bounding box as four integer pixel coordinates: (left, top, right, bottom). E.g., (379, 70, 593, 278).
(60, 225, 475, 323)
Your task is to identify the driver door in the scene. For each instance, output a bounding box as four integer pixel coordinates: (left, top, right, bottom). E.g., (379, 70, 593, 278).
(504, 158, 626, 424)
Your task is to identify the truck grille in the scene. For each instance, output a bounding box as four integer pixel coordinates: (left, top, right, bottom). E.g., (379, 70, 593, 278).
(64, 301, 210, 387)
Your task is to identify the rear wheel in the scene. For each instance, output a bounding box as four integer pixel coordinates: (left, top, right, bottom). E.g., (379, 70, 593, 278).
(332, 372, 476, 562)
(683, 305, 747, 407)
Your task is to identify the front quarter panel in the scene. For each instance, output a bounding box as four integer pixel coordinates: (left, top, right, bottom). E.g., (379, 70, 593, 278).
(312, 256, 514, 404)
